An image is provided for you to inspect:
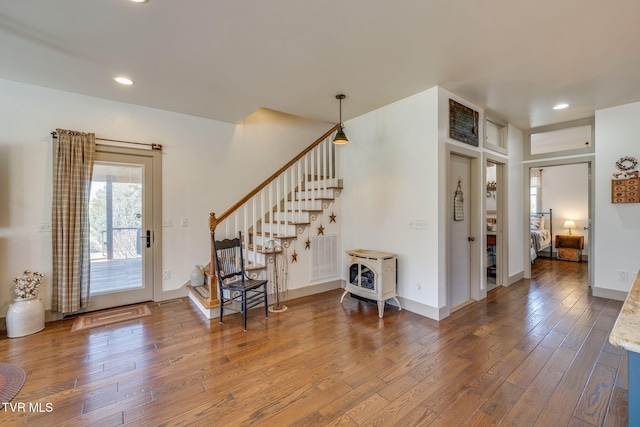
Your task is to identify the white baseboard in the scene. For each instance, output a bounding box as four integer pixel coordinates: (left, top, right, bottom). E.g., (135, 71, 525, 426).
(397, 297, 446, 321)
(187, 292, 221, 319)
(285, 279, 342, 300)
(161, 287, 188, 301)
(592, 287, 627, 301)
(507, 271, 524, 286)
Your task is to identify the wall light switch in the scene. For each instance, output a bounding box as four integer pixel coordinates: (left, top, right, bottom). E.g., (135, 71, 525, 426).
(410, 219, 428, 230)
(181, 218, 188, 227)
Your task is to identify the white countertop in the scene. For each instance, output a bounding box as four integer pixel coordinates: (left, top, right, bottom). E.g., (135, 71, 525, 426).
(610, 272, 640, 353)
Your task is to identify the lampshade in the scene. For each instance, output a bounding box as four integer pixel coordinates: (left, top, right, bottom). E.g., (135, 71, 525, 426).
(333, 127, 349, 145)
(563, 220, 576, 235)
(333, 94, 349, 145)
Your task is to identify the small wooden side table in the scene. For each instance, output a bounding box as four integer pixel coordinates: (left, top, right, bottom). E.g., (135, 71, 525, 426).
(555, 234, 584, 262)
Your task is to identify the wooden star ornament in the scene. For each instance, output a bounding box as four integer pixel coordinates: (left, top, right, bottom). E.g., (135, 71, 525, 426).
(317, 225, 325, 235)
(291, 250, 298, 263)
(329, 213, 337, 223)
(305, 238, 311, 249)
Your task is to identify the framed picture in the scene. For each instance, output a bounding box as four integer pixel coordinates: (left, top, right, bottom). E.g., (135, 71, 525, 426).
(449, 99, 479, 147)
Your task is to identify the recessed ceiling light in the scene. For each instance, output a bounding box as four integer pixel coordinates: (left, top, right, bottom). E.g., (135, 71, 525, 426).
(114, 76, 134, 86)
(553, 103, 569, 110)
(130, 0, 149, 3)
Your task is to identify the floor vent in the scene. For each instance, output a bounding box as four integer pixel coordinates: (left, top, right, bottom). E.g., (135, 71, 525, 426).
(310, 234, 338, 281)
(157, 299, 182, 306)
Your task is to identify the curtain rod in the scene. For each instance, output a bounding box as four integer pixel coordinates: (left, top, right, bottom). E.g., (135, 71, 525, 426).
(50, 131, 163, 151)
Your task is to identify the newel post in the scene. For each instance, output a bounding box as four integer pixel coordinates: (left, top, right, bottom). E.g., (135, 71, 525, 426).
(208, 212, 220, 306)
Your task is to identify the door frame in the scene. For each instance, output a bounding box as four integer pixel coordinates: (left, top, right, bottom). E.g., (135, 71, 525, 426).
(91, 144, 163, 308)
(523, 155, 594, 284)
(445, 144, 482, 313)
(484, 155, 509, 290)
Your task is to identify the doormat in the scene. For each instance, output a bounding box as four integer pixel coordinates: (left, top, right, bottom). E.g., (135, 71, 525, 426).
(71, 303, 152, 332)
(0, 363, 26, 403)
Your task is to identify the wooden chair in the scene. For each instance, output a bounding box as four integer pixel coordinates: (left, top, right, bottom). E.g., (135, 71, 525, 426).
(212, 231, 268, 331)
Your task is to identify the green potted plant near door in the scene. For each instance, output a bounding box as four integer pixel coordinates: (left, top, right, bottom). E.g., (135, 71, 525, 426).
(6, 270, 46, 338)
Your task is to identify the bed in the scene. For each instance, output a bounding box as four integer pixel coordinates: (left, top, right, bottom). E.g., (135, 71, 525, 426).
(530, 209, 553, 263)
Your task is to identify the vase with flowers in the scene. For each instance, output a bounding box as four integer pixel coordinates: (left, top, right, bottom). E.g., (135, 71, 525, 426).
(6, 270, 46, 338)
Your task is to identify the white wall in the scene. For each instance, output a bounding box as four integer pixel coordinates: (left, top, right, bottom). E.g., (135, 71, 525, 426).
(341, 86, 528, 319)
(595, 101, 640, 295)
(540, 164, 589, 251)
(341, 87, 441, 314)
(0, 79, 333, 317)
(507, 125, 524, 280)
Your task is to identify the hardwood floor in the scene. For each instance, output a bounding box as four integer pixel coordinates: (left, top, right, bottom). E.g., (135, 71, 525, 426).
(0, 259, 628, 426)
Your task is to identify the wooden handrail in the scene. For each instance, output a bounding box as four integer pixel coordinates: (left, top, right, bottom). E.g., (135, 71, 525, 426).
(209, 123, 340, 232)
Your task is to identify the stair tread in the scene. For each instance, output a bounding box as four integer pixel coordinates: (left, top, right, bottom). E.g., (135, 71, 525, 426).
(301, 185, 343, 190)
(253, 231, 298, 238)
(274, 209, 322, 213)
(290, 197, 335, 201)
(247, 244, 284, 255)
(186, 284, 220, 309)
(274, 209, 323, 212)
(260, 221, 309, 226)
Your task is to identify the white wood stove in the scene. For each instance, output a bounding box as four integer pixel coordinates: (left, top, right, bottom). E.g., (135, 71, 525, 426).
(340, 249, 401, 318)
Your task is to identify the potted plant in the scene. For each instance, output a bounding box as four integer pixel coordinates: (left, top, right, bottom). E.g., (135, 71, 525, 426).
(6, 270, 46, 338)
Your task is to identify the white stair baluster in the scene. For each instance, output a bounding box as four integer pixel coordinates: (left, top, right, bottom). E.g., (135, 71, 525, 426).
(317, 144, 321, 197)
(297, 161, 302, 223)
(260, 189, 265, 249)
(310, 148, 315, 210)
(292, 165, 296, 227)
(284, 168, 289, 234)
(276, 174, 281, 237)
(322, 138, 327, 198)
(268, 181, 273, 241)
(304, 154, 309, 212)
(243, 206, 248, 261)
(252, 198, 257, 266)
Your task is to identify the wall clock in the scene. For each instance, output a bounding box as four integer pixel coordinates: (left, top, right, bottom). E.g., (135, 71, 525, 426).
(449, 99, 479, 147)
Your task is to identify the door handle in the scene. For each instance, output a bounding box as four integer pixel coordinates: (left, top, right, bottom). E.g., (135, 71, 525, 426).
(146, 230, 151, 248)
(468, 236, 475, 242)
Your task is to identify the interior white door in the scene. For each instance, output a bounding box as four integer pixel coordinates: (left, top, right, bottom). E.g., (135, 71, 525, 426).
(450, 153, 472, 309)
(87, 151, 155, 311)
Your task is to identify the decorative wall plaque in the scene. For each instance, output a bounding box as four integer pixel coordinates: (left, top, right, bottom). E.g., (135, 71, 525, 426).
(449, 99, 479, 146)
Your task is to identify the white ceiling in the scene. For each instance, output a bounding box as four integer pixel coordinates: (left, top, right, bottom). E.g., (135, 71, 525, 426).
(1, 0, 639, 130)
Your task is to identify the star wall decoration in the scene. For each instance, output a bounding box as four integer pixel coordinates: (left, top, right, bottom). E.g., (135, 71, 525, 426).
(305, 238, 311, 249)
(317, 225, 325, 235)
(291, 250, 298, 263)
(329, 212, 337, 223)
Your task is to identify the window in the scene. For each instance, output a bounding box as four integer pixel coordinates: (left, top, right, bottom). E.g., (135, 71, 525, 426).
(530, 169, 541, 213)
(484, 115, 508, 155)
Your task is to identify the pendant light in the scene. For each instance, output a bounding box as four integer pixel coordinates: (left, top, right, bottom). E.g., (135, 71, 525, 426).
(333, 94, 349, 145)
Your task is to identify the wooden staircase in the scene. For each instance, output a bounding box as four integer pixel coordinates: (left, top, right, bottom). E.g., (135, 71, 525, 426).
(186, 125, 343, 319)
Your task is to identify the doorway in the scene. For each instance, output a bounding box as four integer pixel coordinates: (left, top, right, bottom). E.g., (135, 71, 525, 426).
(87, 146, 161, 312)
(525, 159, 592, 284)
(449, 153, 473, 310)
(486, 161, 499, 291)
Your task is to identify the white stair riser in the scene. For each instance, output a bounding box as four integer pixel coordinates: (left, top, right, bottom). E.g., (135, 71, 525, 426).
(304, 179, 339, 189)
(284, 200, 323, 211)
(294, 189, 336, 200)
(254, 235, 285, 247)
(259, 223, 298, 235)
(272, 211, 311, 222)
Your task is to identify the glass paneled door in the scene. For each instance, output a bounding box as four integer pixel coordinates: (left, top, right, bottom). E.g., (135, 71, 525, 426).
(88, 151, 155, 311)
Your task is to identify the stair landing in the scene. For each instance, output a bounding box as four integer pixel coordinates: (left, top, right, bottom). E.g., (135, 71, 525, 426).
(186, 284, 220, 319)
